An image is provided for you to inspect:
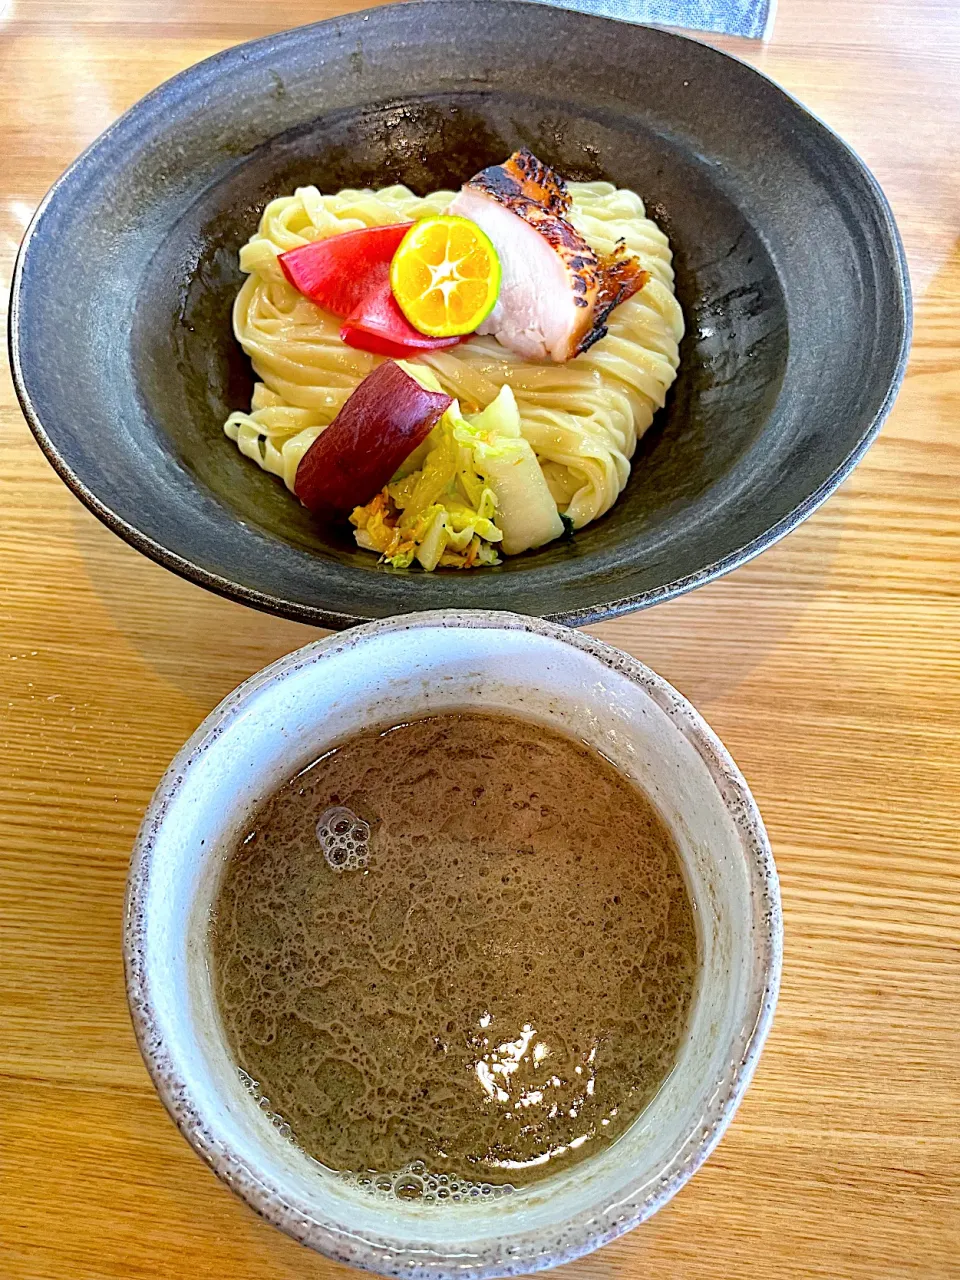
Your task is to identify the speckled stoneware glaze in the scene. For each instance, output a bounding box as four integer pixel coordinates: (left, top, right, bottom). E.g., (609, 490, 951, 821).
(125, 611, 782, 1277)
(10, 1, 909, 629)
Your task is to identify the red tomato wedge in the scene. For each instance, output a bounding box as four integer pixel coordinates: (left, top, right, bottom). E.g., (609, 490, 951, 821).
(278, 223, 412, 317)
(294, 362, 452, 515)
(340, 279, 463, 358)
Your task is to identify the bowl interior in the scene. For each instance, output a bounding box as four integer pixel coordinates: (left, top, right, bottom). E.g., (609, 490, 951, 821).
(132, 93, 788, 568)
(127, 614, 779, 1276)
(12, 1, 909, 626)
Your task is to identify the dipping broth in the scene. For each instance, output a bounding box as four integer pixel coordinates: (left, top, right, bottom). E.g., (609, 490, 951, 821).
(210, 712, 698, 1197)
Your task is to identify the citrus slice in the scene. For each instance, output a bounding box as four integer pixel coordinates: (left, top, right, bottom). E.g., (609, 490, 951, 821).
(390, 215, 501, 338)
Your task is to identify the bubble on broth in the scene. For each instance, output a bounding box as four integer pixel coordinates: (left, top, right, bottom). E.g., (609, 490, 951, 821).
(338, 1159, 513, 1204)
(317, 805, 371, 871)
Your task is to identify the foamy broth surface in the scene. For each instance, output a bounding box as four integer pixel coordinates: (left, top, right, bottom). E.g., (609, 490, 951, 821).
(210, 712, 698, 1196)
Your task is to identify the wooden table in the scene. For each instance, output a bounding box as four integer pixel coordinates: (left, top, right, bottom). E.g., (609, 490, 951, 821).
(2, 1, 958, 1276)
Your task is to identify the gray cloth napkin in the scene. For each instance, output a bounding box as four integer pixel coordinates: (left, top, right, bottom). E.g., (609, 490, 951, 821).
(530, 0, 775, 38)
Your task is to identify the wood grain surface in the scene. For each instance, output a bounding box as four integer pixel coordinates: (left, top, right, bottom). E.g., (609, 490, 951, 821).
(2, 1, 959, 1277)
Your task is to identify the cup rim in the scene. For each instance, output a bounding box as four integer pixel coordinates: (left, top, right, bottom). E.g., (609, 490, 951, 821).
(124, 610, 782, 1277)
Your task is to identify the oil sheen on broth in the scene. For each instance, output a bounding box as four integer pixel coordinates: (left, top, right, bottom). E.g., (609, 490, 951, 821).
(210, 712, 698, 1194)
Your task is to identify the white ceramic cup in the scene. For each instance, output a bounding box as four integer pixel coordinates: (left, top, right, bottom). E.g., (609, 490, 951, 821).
(125, 611, 781, 1278)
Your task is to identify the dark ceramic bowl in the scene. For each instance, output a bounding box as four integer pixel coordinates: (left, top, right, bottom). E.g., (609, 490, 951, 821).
(10, 0, 910, 630)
